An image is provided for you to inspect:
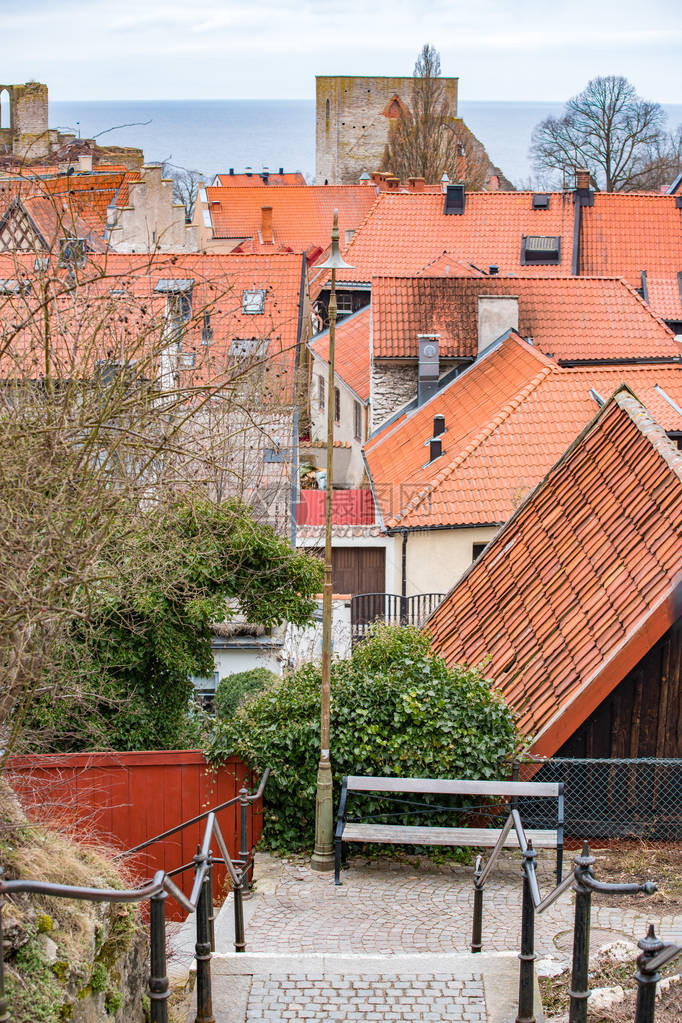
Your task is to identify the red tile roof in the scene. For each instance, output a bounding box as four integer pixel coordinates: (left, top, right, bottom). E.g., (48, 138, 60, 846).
(0, 168, 141, 236)
(425, 388, 682, 754)
(579, 193, 682, 322)
(320, 191, 577, 287)
(214, 172, 306, 187)
(417, 253, 486, 277)
(0, 250, 306, 394)
(363, 332, 682, 529)
(308, 306, 370, 401)
(371, 275, 680, 362)
(204, 185, 378, 260)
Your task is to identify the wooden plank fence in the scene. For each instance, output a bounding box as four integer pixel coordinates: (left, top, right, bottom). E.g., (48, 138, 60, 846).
(7, 751, 261, 919)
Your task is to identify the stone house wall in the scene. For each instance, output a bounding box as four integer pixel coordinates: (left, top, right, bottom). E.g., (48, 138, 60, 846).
(106, 163, 197, 252)
(370, 361, 418, 432)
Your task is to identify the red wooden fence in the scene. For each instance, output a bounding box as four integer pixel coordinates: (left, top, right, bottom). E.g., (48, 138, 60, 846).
(7, 751, 262, 920)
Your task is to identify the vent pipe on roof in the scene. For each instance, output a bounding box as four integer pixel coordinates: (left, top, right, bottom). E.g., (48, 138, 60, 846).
(433, 414, 445, 437)
(279, 167, 284, 175)
(229, 168, 234, 175)
(489, 265, 499, 275)
(245, 166, 253, 176)
(261, 206, 273, 243)
(429, 438, 442, 462)
(418, 335, 440, 407)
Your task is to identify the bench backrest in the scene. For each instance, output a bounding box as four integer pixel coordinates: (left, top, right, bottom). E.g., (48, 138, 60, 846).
(344, 776, 562, 798)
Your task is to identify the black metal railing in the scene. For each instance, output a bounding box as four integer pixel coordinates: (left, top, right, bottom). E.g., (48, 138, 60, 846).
(0, 770, 269, 1023)
(351, 592, 444, 643)
(471, 808, 680, 1023)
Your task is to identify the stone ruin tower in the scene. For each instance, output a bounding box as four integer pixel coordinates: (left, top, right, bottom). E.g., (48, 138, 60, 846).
(0, 81, 50, 160)
(315, 75, 459, 185)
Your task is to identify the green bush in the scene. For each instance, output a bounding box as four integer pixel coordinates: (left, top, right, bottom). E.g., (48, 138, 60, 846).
(206, 625, 519, 851)
(214, 668, 278, 720)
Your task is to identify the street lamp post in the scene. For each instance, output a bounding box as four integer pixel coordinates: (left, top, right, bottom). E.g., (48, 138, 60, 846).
(310, 211, 353, 872)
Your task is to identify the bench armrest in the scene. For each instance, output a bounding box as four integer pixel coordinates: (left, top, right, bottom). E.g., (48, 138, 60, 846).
(335, 776, 349, 840)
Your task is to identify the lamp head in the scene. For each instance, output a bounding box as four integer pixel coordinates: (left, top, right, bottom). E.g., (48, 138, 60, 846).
(315, 209, 355, 270)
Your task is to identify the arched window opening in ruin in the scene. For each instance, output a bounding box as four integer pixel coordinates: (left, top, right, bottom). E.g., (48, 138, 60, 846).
(0, 90, 11, 130)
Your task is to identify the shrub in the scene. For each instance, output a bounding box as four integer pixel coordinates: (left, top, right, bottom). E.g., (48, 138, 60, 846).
(206, 625, 519, 851)
(214, 668, 278, 720)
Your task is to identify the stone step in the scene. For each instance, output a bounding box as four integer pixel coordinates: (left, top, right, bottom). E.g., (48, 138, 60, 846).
(209, 951, 544, 1023)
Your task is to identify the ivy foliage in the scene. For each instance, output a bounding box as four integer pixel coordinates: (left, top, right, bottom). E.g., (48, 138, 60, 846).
(214, 668, 278, 721)
(24, 500, 322, 753)
(205, 626, 519, 851)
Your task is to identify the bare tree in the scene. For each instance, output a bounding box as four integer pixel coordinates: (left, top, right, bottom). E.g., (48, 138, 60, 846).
(530, 76, 671, 192)
(163, 162, 204, 220)
(381, 44, 487, 186)
(0, 190, 307, 761)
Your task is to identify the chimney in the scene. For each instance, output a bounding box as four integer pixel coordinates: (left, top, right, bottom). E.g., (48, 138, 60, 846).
(77, 153, 93, 172)
(261, 206, 273, 243)
(408, 177, 425, 192)
(245, 166, 253, 176)
(433, 414, 445, 437)
(229, 168, 234, 175)
(279, 167, 284, 175)
(477, 296, 519, 354)
(386, 176, 400, 190)
(370, 171, 383, 185)
(488, 265, 499, 276)
(418, 335, 440, 406)
(575, 168, 591, 191)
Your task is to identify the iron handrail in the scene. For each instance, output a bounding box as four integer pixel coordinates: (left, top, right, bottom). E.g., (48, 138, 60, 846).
(0, 770, 270, 1023)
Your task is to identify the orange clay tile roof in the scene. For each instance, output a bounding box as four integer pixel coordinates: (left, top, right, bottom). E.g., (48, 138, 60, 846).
(308, 306, 370, 402)
(0, 250, 305, 394)
(371, 275, 680, 362)
(319, 191, 577, 286)
(214, 172, 306, 187)
(204, 185, 378, 257)
(18, 195, 107, 252)
(425, 387, 682, 754)
(417, 253, 486, 277)
(579, 193, 682, 322)
(363, 332, 682, 530)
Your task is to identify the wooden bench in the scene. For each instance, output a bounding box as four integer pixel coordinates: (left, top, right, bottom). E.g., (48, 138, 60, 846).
(334, 775, 564, 885)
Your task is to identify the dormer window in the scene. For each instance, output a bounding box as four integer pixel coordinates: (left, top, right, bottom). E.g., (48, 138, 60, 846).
(443, 184, 465, 215)
(242, 288, 266, 314)
(521, 235, 561, 265)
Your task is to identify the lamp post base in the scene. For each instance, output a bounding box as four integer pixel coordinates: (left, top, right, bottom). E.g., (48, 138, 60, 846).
(311, 756, 335, 871)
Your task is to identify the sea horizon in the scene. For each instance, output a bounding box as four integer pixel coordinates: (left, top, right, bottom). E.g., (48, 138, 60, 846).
(49, 98, 682, 189)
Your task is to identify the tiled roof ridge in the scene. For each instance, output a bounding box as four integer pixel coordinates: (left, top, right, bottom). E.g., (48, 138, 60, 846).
(388, 363, 556, 528)
(614, 388, 682, 482)
(371, 272, 663, 284)
(615, 276, 678, 335)
(590, 191, 681, 200)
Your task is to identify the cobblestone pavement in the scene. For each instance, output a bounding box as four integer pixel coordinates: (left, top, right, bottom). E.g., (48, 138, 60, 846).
(238, 850, 682, 961)
(247, 972, 485, 1022)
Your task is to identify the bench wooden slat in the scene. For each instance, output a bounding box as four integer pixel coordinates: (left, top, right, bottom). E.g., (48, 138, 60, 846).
(345, 776, 561, 798)
(341, 823, 558, 848)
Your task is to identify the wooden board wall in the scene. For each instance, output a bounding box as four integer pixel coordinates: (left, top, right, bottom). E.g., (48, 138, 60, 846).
(558, 617, 682, 758)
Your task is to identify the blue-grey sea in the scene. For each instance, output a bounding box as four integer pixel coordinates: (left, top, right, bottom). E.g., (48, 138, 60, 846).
(49, 99, 682, 188)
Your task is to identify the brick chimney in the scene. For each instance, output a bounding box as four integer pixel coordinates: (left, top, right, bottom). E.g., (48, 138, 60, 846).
(575, 168, 591, 191)
(261, 206, 273, 244)
(386, 176, 400, 190)
(408, 177, 425, 192)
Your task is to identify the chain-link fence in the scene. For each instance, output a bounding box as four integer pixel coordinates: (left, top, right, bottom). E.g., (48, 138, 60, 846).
(515, 758, 682, 840)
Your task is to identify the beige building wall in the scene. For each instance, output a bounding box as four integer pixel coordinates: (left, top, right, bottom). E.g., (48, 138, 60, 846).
(106, 164, 197, 252)
(309, 351, 368, 487)
(386, 525, 500, 597)
(316, 75, 458, 185)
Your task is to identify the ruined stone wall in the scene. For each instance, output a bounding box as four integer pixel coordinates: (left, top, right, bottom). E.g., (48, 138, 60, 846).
(316, 76, 458, 185)
(6, 82, 50, 159)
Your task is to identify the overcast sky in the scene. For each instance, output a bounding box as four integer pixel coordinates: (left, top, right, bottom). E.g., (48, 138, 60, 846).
(5, 0, 681, 104)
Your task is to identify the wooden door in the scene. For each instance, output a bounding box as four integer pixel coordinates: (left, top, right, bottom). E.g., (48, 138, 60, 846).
(331, 547, 385, 596)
